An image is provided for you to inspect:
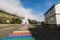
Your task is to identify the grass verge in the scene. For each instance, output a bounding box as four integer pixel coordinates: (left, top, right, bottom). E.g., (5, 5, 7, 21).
(0, 24, 20, 29)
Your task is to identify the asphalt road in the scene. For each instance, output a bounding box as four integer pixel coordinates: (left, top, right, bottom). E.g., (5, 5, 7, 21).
(28, 26, 60, 40)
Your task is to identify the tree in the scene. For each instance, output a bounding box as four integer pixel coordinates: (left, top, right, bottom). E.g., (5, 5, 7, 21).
(15, 18, 22, 24)
(28, 19, 37, 24)
(11, 18, 22, 24)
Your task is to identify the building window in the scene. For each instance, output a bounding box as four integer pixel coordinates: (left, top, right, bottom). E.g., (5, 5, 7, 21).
(51, 17, 54, 21)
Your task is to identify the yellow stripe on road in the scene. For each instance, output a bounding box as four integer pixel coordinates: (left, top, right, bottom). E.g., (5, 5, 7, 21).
(13, 31, 30, 33)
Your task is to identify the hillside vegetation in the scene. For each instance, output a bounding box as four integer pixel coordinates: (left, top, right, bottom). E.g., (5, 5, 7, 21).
(0, 10, 22, 24)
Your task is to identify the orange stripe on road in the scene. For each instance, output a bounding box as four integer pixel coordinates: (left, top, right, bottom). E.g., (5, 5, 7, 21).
(13, 32, 30, 34)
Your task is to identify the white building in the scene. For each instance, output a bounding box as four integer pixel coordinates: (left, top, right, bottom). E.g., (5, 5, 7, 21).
(44, 2, 60, 25)
(22, 15, 29, 24)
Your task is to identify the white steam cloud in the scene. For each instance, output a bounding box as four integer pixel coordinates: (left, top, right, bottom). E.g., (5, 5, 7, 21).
(0, 0, 43, 21)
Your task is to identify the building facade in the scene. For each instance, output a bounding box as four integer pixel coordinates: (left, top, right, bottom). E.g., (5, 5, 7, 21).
(44, 2, 60, 25)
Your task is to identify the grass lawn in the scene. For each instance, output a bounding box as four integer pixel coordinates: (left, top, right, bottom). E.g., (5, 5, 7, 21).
(0, 24, 20, 29)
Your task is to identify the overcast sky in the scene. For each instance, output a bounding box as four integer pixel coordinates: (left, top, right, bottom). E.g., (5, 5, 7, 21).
(0, 0, 60, 21)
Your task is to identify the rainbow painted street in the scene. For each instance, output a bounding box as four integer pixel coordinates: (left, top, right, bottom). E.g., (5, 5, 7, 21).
(1, 25, 35, 40)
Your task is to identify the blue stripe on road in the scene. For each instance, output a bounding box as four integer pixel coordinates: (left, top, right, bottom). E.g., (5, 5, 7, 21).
(2, 35, 32, 39)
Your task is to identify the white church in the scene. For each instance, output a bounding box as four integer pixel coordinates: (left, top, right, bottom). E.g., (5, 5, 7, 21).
(22, 15, 29, 24)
